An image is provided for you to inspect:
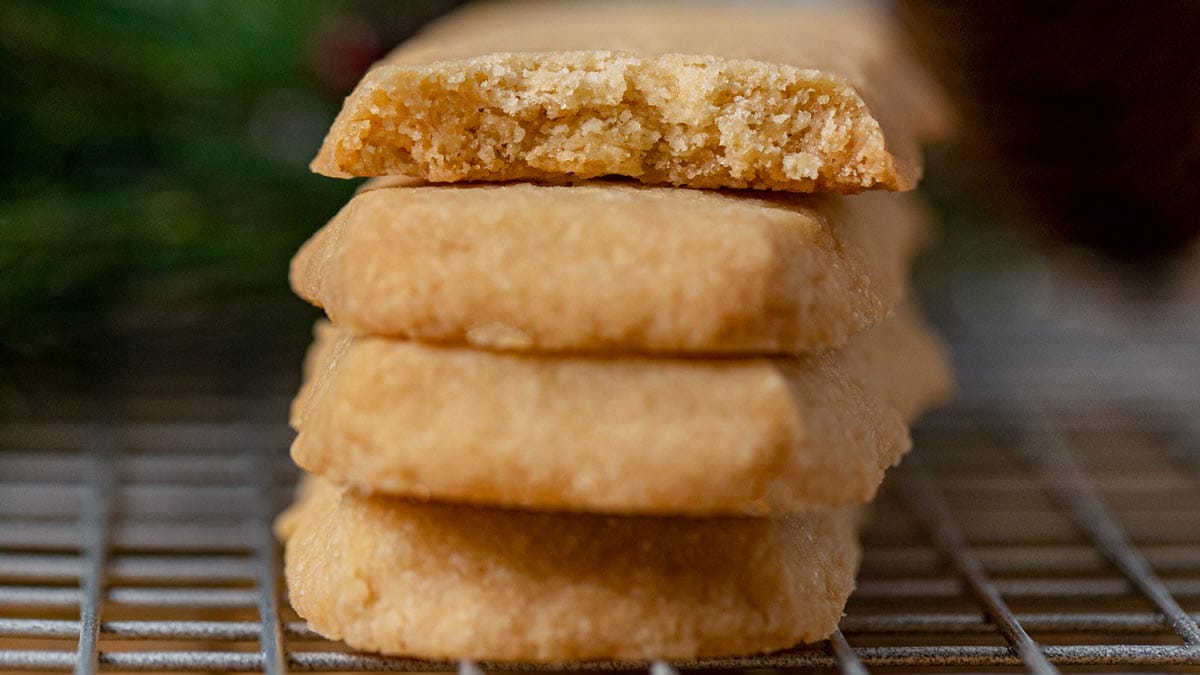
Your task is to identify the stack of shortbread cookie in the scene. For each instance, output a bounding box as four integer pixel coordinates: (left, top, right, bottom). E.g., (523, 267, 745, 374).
(278, 0, 953, 663)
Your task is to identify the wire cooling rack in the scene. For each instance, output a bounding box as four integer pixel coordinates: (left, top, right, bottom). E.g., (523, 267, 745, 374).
(2, 236, 1199, 673)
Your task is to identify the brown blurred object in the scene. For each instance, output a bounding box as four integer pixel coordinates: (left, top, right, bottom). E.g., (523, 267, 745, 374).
(897, 1, 1200, 256)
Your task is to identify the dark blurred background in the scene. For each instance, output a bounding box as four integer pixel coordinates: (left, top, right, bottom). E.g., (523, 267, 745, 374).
(899, 0, 1200, 257)
(0, 0, 463, 369)
(3, 1, 1199, 403)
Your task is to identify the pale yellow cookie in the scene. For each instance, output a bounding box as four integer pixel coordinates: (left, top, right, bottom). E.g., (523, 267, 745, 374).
(290, 308, 951, 515)
(279, 476, 861, 661)
(311, 0, 951, 192)
(291, 182, 927, 353)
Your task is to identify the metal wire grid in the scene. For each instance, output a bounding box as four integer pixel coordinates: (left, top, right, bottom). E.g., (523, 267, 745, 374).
(6, 403, 1200, 673)
(1, 248, 1199, 673)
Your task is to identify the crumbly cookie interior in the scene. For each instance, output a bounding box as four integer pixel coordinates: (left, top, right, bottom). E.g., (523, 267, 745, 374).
(316, 53, 904, 193)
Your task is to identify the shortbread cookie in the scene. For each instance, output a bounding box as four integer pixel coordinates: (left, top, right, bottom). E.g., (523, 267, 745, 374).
(291, 182, 926, 353)
(311, 0, 950, 192)
(290, 308, 951, 515)
(839, 304, 954, 421)
(278, 477, 861, 661)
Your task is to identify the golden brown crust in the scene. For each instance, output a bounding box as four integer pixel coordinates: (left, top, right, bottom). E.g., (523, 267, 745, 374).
(290, 308, 951, 515)
(279, 477, 861, 661)
(310, 0, 950, 192)
(839, 302, 955, 421)
(290, 182, 927, 354)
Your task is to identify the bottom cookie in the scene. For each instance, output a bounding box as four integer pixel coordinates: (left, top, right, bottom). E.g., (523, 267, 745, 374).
(277, 477, 861, 662)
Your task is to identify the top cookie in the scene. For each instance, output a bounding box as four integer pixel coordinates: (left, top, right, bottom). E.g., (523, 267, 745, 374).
(311, 0, 950, 193)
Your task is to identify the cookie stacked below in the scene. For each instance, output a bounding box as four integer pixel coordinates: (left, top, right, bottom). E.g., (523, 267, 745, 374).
(278, 0, 953, 663)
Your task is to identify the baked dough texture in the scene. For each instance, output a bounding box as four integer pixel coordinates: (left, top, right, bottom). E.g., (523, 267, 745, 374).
(290, 308, 951, 515)
(311, 0, 951, 192)
(291, 181, 927, 353)
(277, 477, 861, 661)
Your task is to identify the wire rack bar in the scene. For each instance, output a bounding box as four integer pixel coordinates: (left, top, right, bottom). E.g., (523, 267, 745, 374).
(288, 645, 1200, 670)
(892, 455, 1057, 674)
(0, 586, 260, 607)
(0, 618, 264, 640)
(10, 612, 1200, 642)
(6, 644, 1200, 672)
(856, 577, 1200, 598)
(842, 612, 1198, 633)
(251, 429, 288, 675)
(646, 660, 676, 675)
(867, 543, 1200, 571)
(10, 578, 1200, 609)
(13, 544, 1200, 581)
(73, 428, 115, 675)
(826, 630, 867, 675)
(104, 538, 1167, 568)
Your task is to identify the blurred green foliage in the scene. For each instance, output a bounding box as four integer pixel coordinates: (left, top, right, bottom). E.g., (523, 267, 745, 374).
(0, 0, 363, 356)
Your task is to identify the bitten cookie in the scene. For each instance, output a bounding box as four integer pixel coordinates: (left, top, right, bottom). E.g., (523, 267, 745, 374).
(291, 182, 926, 353)
(311, 0, 950, 192)
(277, 477, 861, 662)
(290, 308, 951, 515)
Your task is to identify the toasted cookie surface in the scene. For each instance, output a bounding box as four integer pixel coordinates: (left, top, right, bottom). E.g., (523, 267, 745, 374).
(290, 308, 951, 515)
(279, 477, 861, 661)
(291, 183, 926, 354)
(311, 0, 950, 192)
